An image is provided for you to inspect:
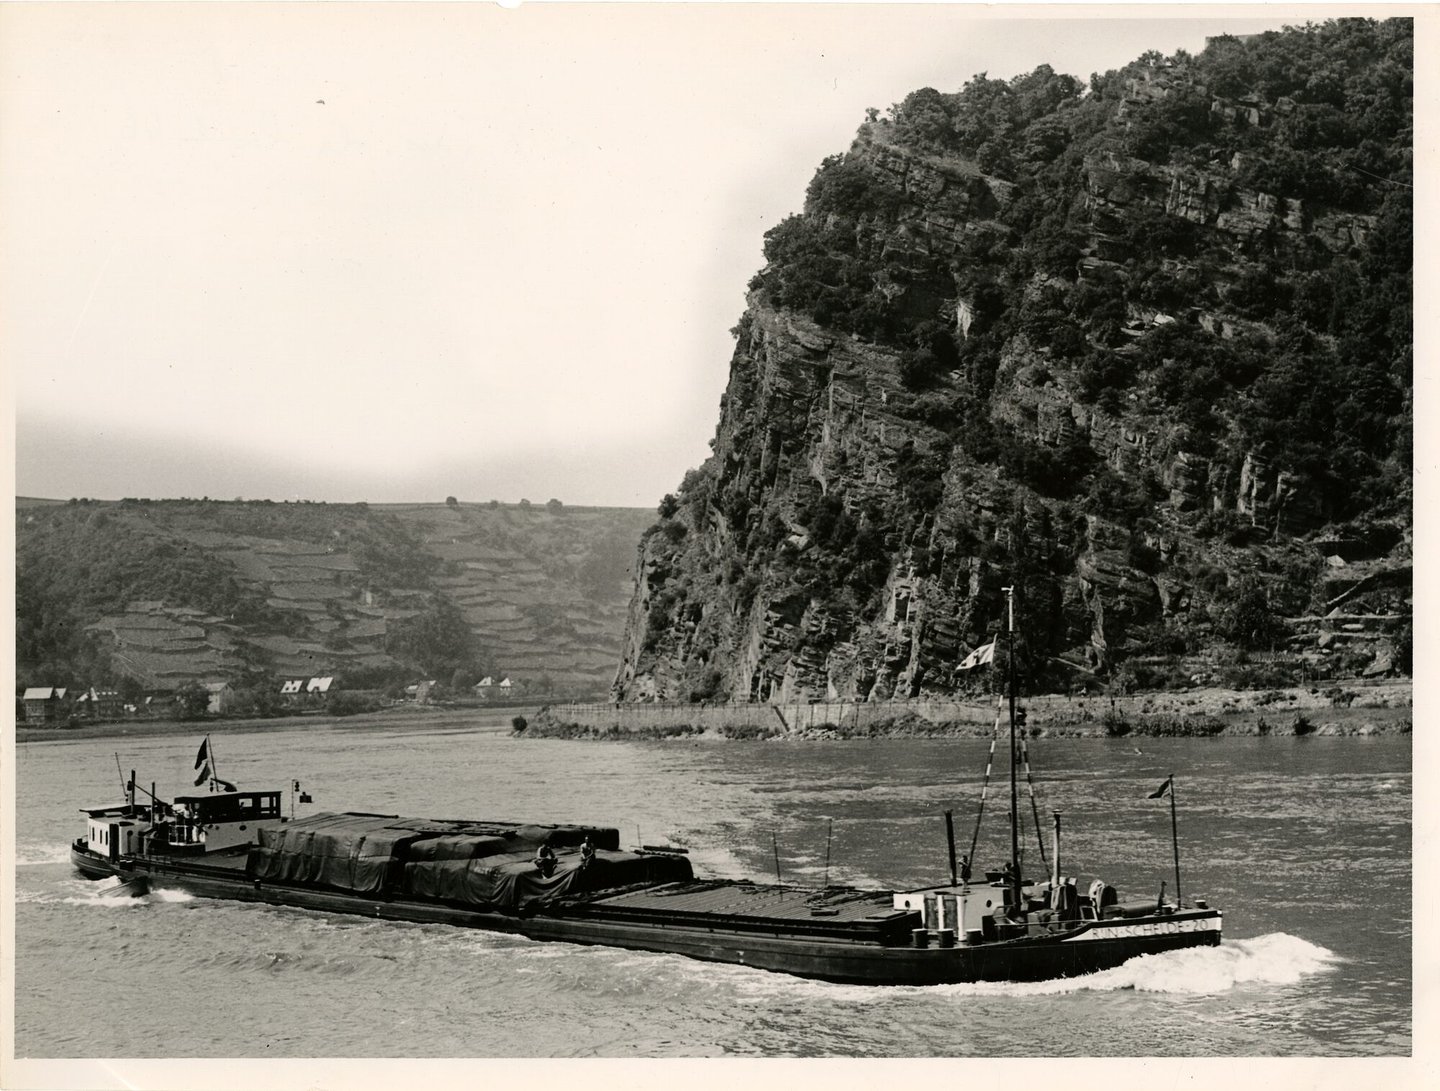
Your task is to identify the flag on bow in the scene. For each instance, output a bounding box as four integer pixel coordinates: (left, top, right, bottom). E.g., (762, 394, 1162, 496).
(958, 641, 996, 670)
(1148, 776, 1173, 799)
(215, 777, 237, 793)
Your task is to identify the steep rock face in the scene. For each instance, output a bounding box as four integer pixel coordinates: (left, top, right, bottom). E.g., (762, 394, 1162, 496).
(616, 22, 1412, 701)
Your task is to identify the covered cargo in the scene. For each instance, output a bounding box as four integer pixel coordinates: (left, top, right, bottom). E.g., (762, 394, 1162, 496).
(245, 813, 430, 893)
(244, 812, 634, 903)
(400, 848, 692, 913)
(406, 834, 513, 862)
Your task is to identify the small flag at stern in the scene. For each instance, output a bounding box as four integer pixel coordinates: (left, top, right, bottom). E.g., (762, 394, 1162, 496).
(1148, 776, 1173, 799)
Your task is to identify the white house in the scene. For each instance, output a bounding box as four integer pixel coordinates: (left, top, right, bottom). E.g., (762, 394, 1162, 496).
(23, 686, 69, 723)
(204, 681, 234, 715)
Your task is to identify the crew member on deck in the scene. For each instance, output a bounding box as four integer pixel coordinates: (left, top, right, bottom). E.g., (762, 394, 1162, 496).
(534, 841, 557, 878)
(580, 836, 595, 868)
(959, 853, 972, 883)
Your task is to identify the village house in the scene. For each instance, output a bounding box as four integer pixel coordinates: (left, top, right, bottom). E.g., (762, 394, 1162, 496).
(306, 676, 334, 702)
(22, 686, 69, 724)
(73, 687, 124, 720)
(279, 679, 306, 705)
(472, 676, 494, 699)
(204, 681, 234, 715)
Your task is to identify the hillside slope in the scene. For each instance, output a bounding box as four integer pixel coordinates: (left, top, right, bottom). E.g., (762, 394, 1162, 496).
(17, 498, 652, 698)
(614, 21, 1412, 703)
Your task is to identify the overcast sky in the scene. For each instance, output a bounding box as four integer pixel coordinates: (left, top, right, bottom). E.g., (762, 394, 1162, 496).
(4, 4, 1345, 507)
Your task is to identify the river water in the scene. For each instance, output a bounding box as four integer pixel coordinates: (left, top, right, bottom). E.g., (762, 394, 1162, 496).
(13, 721, 1411, 1057)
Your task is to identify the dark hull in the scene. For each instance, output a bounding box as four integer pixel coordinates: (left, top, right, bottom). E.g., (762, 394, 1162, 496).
(71, 844, 1221, 985)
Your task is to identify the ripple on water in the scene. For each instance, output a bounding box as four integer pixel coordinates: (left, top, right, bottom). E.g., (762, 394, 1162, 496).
(11, 728, 1409, 1057)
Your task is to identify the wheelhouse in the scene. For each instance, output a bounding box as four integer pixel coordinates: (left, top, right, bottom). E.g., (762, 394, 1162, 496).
(172, 791, 283, 824)
(168, 791, 285, 850)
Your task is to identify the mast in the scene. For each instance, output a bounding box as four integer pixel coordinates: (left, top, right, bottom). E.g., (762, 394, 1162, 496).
(1051, 811, 1061, 889)
(1168, 774, 1182, 907)
(1004, 584, 1021, 914)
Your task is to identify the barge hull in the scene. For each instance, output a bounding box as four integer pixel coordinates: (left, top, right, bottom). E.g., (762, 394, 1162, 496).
(71, 846, 1221, 986)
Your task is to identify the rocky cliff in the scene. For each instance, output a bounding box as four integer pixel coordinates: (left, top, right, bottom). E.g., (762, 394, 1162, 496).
(614, 21, 1412, 703)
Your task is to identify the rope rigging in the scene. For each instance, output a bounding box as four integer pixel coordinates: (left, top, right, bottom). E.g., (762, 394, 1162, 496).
(963, 590, 1049, 878)
(966, 703, 1001, 866)
(1020, 736, 1048, 869)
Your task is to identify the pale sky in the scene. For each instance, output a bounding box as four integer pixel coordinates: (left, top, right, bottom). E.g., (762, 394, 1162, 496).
(2, 3, 1357, 506)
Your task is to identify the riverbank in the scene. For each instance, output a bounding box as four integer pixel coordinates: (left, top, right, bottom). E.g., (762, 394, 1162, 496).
(15, 704, 539, 744)
(18, 680, 1409, 745)
(527, 678, 1412, 740)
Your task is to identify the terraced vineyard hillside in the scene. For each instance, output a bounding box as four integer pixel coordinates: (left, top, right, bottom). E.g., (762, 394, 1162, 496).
(16, 498, 653, 699)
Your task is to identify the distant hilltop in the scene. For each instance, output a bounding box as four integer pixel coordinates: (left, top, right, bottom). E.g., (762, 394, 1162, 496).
(16, 497, 654, 702)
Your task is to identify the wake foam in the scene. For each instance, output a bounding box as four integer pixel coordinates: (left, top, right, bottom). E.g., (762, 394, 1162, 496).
(723, 933, 1337, 1002)
(959, 933, 1340, 997)
(41, 875, 198, 909)
(14, 841, 72, 867)
(151, 887, 196, 902)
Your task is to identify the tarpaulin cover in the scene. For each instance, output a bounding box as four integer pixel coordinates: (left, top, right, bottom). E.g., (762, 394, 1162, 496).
(245, 813, 430, 894)
(507, 824, 620, 851)
(398, 821, 619, 851)
(406, 834, 513, 862)
(244, 812, 627, 898)
(400, 848, 693, 913)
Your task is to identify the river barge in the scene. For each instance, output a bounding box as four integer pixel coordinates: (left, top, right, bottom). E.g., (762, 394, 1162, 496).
(70, 799, 1220, 985)
(71, 590, 1221, 985)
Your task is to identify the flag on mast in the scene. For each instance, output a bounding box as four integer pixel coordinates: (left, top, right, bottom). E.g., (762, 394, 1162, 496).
(958, 641, 996, 670)
(194, 738, 209, 770)
(1148, 776, 1173, 799)
(214, 777, 238, 793)
(194, 764, 211, 787)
